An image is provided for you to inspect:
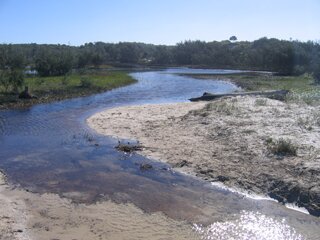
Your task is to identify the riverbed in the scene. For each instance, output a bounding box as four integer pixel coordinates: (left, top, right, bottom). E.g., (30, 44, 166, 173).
(0, 68, 319, 239)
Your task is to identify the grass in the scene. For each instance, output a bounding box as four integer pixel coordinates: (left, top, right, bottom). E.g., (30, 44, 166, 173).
(297, 112, 320, 130)
(220, 74, 314, 92)
(254, 98, 267, 106)
(267, 138, 297, 157)
(205, 101, 238, 115)
(314, 112, 320, 126)
(189, 101, 238, 117)
(0, 70, 136, 109)
(188, 73, 320, 105)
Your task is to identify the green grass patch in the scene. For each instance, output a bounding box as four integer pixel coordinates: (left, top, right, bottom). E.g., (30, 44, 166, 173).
(0, 71, 136, 109)
(25, 71, 135, 93)
(227, 74, 320, 105)
(188, 73, 320, 105)
(223, 74, 314, 91)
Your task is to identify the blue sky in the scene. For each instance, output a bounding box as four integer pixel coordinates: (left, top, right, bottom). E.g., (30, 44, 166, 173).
(0, 0, 319, 45)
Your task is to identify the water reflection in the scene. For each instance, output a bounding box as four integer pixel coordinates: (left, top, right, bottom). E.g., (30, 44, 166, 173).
(194, 211, 304, 240)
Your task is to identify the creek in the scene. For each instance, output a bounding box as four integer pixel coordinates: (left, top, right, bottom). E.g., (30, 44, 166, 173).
(0, 68, 319, 239)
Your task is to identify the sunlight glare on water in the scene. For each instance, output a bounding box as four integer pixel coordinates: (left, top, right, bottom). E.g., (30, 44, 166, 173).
(193, 211, 304, 240)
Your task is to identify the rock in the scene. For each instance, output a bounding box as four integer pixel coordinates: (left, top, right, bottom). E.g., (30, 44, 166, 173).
(174, 160, 190, 168)
(299, 192, 309, 204)
(287, 186, 301, 202)
(115, 142, 142, 153)
(140, 163, 153, 171)
(199, 169, 213, 175)
(217, 175, 229, 182)
(266, 180, 320, 216)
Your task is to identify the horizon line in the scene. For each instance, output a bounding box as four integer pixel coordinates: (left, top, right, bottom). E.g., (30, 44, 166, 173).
(1, 37, 320, 47)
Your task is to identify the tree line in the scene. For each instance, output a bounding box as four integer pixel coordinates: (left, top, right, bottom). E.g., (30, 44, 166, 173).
(0, 38, 320, 92)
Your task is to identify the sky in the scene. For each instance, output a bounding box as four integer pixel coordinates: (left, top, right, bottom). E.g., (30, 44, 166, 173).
(0, 0, 319, 45)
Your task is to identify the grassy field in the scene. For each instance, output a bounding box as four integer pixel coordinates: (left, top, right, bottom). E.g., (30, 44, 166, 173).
(189, 73, 320, 105)
(0, 71, 136, 109)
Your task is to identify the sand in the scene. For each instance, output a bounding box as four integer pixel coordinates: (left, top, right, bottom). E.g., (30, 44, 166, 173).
(0, 171, 199, 240)
(87, 96, 320, 216)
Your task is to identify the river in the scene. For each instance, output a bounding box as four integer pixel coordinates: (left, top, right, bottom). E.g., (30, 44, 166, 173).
(0, 68, 319, 239)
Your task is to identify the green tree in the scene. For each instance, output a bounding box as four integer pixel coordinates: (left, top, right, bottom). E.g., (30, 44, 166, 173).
(153, 46, 173, 64)
(229, 36, 237, 42)
(9, 69, 24, 92)
(0, 70, 11, 92)
(118, 43, 140, 63)
(35, 49, 73, 76)
(0, 69, 24, 93)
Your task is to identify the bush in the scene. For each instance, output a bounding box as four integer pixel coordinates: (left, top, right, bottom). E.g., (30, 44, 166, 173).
(9, 69, 24, 92)
(0, 69, 24, 93)
(35, 50, 73, 77)
(205, 101, 238, 115)
(80, 77, 92, 88)
(61, 74, 69, 85)
(0, 70, 10, 92)
(254, 98, 267, 106)
(268, 138, 297, 156)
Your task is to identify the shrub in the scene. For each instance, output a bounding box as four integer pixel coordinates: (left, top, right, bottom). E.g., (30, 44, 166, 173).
(80, 77, 92, 88)
(268, 138, 297, 156)
(254, 98, 267, 106)
(9, 69, 24, 92)
(205, 101, 238, 115)
(0, 69, 24, 93)
(285, 90, 320, 105)
(61, 74, 69, 85)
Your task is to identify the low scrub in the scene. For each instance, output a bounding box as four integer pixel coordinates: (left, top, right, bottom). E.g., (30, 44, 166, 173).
(254, 98, 267, 106)
(297, 112, 320, 130)
(205, 101, 238, 115)
(286, 90, 320, 105)
(267, 138, 297, 157)
(80, 77, 92, 88)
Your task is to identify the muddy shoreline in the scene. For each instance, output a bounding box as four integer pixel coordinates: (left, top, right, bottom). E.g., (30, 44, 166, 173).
(88, 96, 320, 216)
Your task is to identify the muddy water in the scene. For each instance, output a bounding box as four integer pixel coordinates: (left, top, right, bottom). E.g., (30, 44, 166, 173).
(0, 68, 319, 239)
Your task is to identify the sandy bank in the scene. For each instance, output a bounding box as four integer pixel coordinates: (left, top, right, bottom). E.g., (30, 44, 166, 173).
(0, 172, 198, 240)
(88, 96, 320, 216)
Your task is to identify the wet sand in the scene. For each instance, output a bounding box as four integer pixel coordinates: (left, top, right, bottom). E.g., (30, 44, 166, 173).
(0, 172, 199, 240)
(88, 96, 320, 216)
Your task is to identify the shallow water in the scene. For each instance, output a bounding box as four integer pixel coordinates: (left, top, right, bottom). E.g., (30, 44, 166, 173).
(0, 68, 319, 239)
